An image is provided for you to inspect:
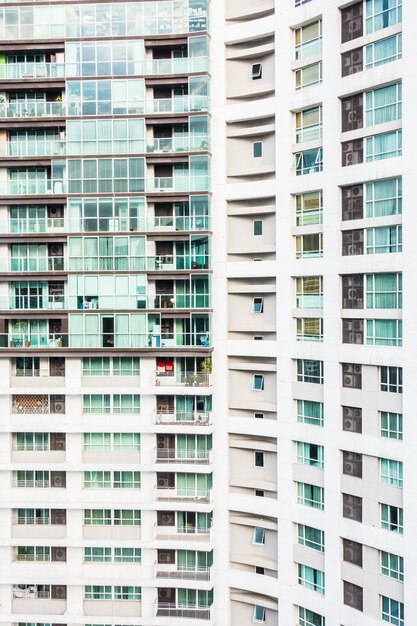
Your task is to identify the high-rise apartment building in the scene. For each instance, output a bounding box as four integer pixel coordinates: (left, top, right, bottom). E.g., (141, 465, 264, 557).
(0, 0, 410, 624)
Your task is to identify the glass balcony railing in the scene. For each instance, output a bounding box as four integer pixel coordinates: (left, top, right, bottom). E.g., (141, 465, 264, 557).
(0, 215, 210, 234)
(146, 176, 210, 193)
(0, 293, 211, 311)
(155, 448, 212, 464)
(155, 410, 212, 425)
(155, 487, 211, 502)
(156, 603, 211, 620)
(0, 141, 65, 158)
(0, 177, 209, 195)
(0, 96, 209, 119)
(2, 257, 66, 272)
(143, 56, 209, 75)
(0, 63, 65, 80)
(0, 257, 210, 273)
(0, 332, 211, 349)
(154, 371, 211, 387)
(147, 135, 209, 153)
(155, 565, 211, 581)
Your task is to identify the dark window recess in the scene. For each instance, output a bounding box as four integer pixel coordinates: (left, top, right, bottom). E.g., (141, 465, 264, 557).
(51, 585, 67, 600)
(342, 94, 363, 132)
(343, 493, 362, 522)
(342, 185, 363, 220)
(342, 275, 364, 308)
(343, 539, 363, 567)
(51, 509, 66, 524)
(50, 357, 65, 377)
(342, 139, 364, 167)
(50, 433, 66, 451)
(343, 451, 363, 478)
(51, 471, 66, 488)
(51, 546, 67, 562)
(341, 2, 363, 43)
(157, 511, 175, 526)
(343, 319, 364, 344)
(156, 473, 175, 489)
(343, 581, 363, 611)
(158, 549, 175, 564)
(342, 406, 362, 433)
(342, 363, 362, 389)
(342, 230, 364, 256)
(341, 47, 363, 76)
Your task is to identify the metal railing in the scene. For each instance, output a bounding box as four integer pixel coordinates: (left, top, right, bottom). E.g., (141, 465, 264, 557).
(155, 371, 211, 386)
(0, 295, 66, 310)
(156, 565, 211, 581)
(156, 603, 211, 619)
(0, 62, 65, 80)
(1, 332, 211, 349)
(155, 487, 211, 502)
(14, 479, 50, 488)
(0, 215, 210, 234)
(155, 411, 212, 425)
(0, 101, 65, 118)
(0, 140, 65, 158)
(156, 448, 211, 464)
(147, 136, 209, 154)
(146, 176, 210, 193)
(16, 553, 50, 562)
(0, 180, 65, 196)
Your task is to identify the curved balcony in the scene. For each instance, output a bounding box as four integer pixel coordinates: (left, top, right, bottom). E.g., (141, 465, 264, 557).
(156, 602, 211, 620)
(155, 488, 211, 503)
(156, 564, 212, 581)
(155, 448, 212, 465)
(155, 411, 212, 426)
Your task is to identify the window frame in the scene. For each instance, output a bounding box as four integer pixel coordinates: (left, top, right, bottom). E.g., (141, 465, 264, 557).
(253, 527, 266, 545)
(251, 63, 262, 80)
(252, 141, 263, 159)
(252, 374, 265, 391)
(252, 297, 264, 313)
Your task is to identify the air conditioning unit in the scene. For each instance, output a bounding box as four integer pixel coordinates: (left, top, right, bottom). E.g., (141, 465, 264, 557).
(50, 245, 62, 256)
(49, 207, 63, 218)
(157, 435, 166, 445)
(158, 588, 171, 599)
(160, 513, 174, 525)
(343, 461, 355, 475)
(157, 477, 170, 488)
(343, 375, 352, 387)
(352, 186, 361, 196)
(353, 365, 361, 374)
(51, 472, 66, 488)
(51, 509, 66, 525)
(158, 552, 172, 563)
(50, 398, 65, 414)
(52, 437, 65, 451)
(349, 18, 362, 34)
(158, 442, 165, 449)
(51, 584, 67, 599)
(52, 547, 67, 562)
(344, 543, 360, 564)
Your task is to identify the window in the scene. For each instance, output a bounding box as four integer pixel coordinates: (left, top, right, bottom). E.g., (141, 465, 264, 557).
(113, 509, 141, 525)
(342, 451, 362, 478)
(381, 551, 404, 581)
(252, 297, 263, 313)
(255, 489, 264, 497)
(255, 566, 264, 575)
(83, 356, 140, 376)
(341, 3, 364, 43)
(380, 366, 403, 393)
(251, 63, 262, 80)
(296, 106, 322, 143)
(82, 394, 140, 413)
(252, 375, 264, 391)
(366, 130, 402, 162)
(295, 147, 323, 175)
(253, 605, 266, 623)
(366, 33, 402, 68)
(366, 83, 402, 126)
(83, 433, 140, 451)
(113, 471, 141, 489)
(366, 273, 402, 309)
(298, 524, 324, 552)
(298, 606, 325, 626)
(253, 142, 263, 158)
(83, 471, 111, 489)
(295, 21, 322, 60)
(295, 190, 323, 226)
(380, 412, 403, 440)
(297, 359, 323, 384)
(114, 547, 141, 562)
(297, 442, 324, 468)
(298, 564, 325, 594)
(381, 596, 404, 626)
(297, 482, 324, 510)
(380, 458, 403, 487)
(254, 412, 264, 419)
(381, 503, 403, 533)
(84, 547, 112, 562)
(343, 493, 362, 522)
(367, 225, 402, 254)
(84, 509, 112, 525)
(343, 406, 362, 433)
(16, 546, 51, 562)
(254, 451, 264, 467)
(84, 585, 112, 600)
(366, 319, 402, 346)
(253, 219, 263, 236)
(366, 0, 402, 34)
(253, 527, 265, 545)
(344, 581, 363, 611)
(296, 276, 323, 308)
(296, 318, 323, 342)
(295, 62, 322, 89)
(297, 400, 324, 427)
(366, 178, 402, 217)
(296, 233, 323, 258)
(343, 539, 363, 566)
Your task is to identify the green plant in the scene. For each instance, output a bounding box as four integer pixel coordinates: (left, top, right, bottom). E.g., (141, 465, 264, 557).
(200, 357, 212, 374)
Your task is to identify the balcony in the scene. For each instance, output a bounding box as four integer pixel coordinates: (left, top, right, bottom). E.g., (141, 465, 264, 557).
(155, 488, 211, 503)
(143, 56, 209, 75)
(156, 448, 212, 465)
(0, 101, 65, 119)
(0, 215, 210, 234)
(146, 176, 210, 193)
(1, 294, 66, 310)
(155, 525, 212, 541)
(156, 603, 211, 620)
(155, 371, 211, 387)
(0, 180, 65, 196)
(0, 63, 65, 80)
(0, 140, 65, 158)
(0, 331, 211, 350)
(156, 564, 211, 581)
(147, 136, 209, 154)
(11, 394, 65, 414)
(155, 411, 212, 426)
(12, 584, 67, 615)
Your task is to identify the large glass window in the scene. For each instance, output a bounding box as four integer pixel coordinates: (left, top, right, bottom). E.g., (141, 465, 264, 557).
(380, 458, 403, 487)
(381, 551, 404, 581)
(366, 273, 402, 308)
(366, 0, 402, 34)
(366, 225, 402, 254)
(67, 79, 145, 116)
(82, 394, 140, 414)
(296, 276, 323, 308)
(381, 596, 404, 626)
(298, 564, 325, 594)
(296, 107, 322, 143)
(299, 607, 325, 626)
(295, 62, 322, 89)
(297, 359, 323, 384)
(295, 147, 323, 175)
(298, 524, 324, 552)
(380, 412, 403, 440)
(295, 21, 322, 60)
(366, 83, 402, 126)
(365, 34, 402, 68)
(66, 119, 145, 154)
(296, 442, 324, 468)
(297, 482, 324, 509)
(366, 319, 402, 346)
(296, 400, 324, 426)
(295, 190, 323, 226)
(365, 178, 402, 217)
(365, 130, 402, 161)
(67, 158, 145, 194)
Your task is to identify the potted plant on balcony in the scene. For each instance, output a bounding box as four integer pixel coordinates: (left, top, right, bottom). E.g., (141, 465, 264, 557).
(14, 321, 29, 347)
(200, 357, 212, 386)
